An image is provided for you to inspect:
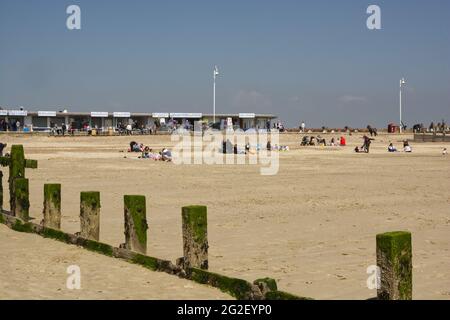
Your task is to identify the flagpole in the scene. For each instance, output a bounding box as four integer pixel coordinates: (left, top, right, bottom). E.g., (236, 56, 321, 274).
(213, 67, 216, 124)
(399, 79, 402, 134)
(399, 78, 406, 134)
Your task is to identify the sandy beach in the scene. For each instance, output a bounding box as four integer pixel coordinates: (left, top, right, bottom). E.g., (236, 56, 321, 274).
(1, 132, 449, 299)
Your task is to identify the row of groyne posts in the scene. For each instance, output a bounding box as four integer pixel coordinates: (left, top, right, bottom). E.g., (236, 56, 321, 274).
(0, 145, 413, 300)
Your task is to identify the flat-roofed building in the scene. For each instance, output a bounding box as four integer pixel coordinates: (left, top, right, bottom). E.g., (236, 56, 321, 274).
(0, 109, 276, 132)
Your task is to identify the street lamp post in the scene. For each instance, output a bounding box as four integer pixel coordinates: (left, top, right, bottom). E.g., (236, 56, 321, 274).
(399, 78, 406, 133)
(213, 66, 219, 124)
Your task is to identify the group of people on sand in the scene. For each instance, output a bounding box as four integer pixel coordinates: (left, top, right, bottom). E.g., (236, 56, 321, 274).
(355, 136, 414, 153)
(301, 136, 346, 147)
(128, 141, 172, 161)
(387, 140, 412, 153)
(222, 139, 289, 154)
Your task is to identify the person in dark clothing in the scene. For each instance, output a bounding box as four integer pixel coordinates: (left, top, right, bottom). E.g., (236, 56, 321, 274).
(0, 142, 7, 156)
(267, 140, 271, 151)
(62, 123, 66, 136)
(367, 125, 378, 137)
(234, 144, 238, 154)
(245, 143, 250, 153)
(362, 135, 374, 153)
(222, 140, 227, 154)
(226, 139, 233, 154)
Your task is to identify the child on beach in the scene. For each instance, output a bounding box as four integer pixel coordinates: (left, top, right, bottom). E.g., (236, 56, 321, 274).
(142, 146, 152, 158)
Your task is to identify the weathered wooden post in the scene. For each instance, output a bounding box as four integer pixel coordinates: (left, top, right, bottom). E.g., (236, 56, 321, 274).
(0, 145, 38, 215)
(181, 205, 208, 270)
(0, 171, 3, 211)
(122, 195, 148, 254)
(42, 184, 61, 229)
(376, 231, 412, 300)
(13, 178, 30, 221)
(80, 192, 100, 241)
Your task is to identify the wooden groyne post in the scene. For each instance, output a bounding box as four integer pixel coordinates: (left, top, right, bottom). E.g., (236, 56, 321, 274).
(181, 205, 208, 270)
(376, 231, 412, 300)
(123, 195, 148, 254)
(0, 145, 37, 215)
(80, 191, 100, 241)
(13, 178, 30, 221)
(42, 184, 61, 229)
(0, 171, 3, 211)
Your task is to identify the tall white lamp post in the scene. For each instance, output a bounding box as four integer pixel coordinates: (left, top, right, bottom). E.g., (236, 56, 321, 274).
(213, 66, 219, 124)
(399, 78, 406, 133)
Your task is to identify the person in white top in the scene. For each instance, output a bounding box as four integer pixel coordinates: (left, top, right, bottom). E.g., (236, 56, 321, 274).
(126, 124, 132, 135)
(300, 121, 306, 133)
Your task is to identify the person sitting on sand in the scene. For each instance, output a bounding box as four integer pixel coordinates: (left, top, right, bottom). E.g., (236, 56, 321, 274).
(388, 143, 397, 152)
(142, 146, 152, 158)
(443, 148, 448, 156)
(330, 138, 336, 146)
(403, 141, 412, 153)
(161, 148, 172, 161)
(129, 141, 142, 152)
(340, 136, 346, 146)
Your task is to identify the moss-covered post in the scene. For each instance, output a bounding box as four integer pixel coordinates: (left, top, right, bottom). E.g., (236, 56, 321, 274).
(181, 205, 208, 270)
(376, 231, 412, 300)
(9, 145, 25, 214)
(123, 195, 148, 254)
(0, 145, 38, 214)
(13, 178, 30, 221)
(80, 192, 100, 241)
(43, 184, 61, 229)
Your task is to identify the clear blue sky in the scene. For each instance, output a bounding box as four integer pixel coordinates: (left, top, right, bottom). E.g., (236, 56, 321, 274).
(1, 0, 449, 127)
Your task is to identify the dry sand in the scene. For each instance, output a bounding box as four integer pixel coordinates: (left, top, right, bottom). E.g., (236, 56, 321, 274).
(1, 132, 449, 300)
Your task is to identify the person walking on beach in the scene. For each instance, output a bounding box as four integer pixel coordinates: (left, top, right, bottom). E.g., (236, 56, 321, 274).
(367, 125, 378, 137)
